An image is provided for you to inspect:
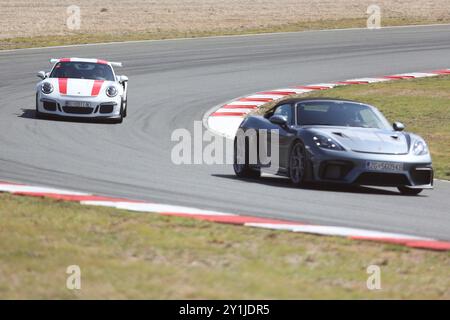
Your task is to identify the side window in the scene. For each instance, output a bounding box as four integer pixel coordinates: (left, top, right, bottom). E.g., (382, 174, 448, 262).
(273, 104, 292, 124)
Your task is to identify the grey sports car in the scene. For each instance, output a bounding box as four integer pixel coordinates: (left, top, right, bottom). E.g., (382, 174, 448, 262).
(233, 98, 433, 195)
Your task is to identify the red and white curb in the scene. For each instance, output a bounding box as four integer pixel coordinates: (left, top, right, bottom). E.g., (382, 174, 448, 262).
(204, 69, 450, 139)
(1, 180, 449, 251)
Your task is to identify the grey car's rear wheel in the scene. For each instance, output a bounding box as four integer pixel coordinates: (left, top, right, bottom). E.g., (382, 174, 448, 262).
(398, 186, 423, 196)
(289, 141, 307, 186)
(233, 138, 261, 179)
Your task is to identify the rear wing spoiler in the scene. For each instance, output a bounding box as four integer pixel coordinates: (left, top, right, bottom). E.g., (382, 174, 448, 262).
(49, 58, 122, 67)
(109, 62, 123, 67)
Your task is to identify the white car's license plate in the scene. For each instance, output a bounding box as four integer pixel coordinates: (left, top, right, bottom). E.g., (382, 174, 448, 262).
(366, 161, 404, 172)
(65, 101, 91, 107)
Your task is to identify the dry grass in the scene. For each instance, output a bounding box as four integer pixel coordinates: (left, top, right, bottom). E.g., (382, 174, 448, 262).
(1, 0, 450, 49)
(0, 193, 449, 299)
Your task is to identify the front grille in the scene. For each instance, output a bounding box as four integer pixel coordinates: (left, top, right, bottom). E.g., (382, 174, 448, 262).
(63, 107, 94, 114)
(99, 104, 114, 114)
(410, 168, 433, 185)
(43, 101, 57, 111)
(354, 172, 410, 186)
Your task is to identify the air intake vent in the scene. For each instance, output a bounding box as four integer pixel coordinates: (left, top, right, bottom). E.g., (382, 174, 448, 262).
(99, 104, 114, 114)
(63, 107, 94, 114)
(43, 101, 57, 111)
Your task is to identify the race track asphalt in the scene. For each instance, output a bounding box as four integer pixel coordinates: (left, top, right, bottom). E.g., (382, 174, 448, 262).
(1, 25, 449, 240)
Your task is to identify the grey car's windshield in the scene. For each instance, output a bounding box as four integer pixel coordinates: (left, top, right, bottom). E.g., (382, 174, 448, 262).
(297, 101, 390, 129)
(50, 62, 115, 81)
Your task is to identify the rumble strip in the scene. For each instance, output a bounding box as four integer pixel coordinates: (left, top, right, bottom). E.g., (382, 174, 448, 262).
(1, 180, 449, 251)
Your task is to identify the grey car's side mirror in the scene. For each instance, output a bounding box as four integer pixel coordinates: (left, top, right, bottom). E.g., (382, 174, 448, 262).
(269, 115, 288, 126)
(37, 71, 46, 80)
(393, 122, 405, 131)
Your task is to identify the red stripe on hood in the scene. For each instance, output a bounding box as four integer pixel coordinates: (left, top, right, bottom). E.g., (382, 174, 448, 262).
(58, 78, 68, 95)
(91, 80, 104, 96)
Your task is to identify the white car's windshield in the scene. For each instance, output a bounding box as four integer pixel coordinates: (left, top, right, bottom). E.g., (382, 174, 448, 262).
(297, 101, 390, 129)
(50, 62, 115, 81)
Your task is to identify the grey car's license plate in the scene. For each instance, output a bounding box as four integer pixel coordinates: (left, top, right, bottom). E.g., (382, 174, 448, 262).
(366, 161, 404, 172)
(65, 101, 91, 107)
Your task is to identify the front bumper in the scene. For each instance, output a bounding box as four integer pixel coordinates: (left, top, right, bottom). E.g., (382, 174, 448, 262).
(308, 147, 433, 189)
(37, 93, 122, 119)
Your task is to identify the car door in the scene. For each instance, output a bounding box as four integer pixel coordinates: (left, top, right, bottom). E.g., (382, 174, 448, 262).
(263, 103, 295, 171)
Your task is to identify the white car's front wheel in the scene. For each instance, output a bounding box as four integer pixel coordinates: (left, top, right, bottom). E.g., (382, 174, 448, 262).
(111, 103, 125, 124)
(122, 98, 127, 118)
(115, 106, 124, 124)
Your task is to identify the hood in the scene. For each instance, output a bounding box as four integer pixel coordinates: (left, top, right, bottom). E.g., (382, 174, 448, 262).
(44, 78, 115, 97)
(308, 127, 409, 155)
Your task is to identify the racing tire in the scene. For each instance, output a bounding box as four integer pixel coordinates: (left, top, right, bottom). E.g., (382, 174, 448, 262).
(398, 186, 423, 196)
(233, 137, 261, 179)
(288, 141, 308, 186)
(122, 99, 127, 118)
(112, 106, 124, 124)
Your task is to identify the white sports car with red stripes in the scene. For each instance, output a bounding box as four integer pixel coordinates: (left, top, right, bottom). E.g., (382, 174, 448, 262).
(36, 58, 128, 123)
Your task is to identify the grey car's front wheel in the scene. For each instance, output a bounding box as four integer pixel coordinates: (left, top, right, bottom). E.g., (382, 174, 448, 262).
(288, 141, 307, 186)
(398, 186, 423, 196)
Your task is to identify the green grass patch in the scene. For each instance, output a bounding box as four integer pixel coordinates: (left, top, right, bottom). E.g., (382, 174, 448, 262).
(0, 17, 445, 50)
(256, 76, 450, 179)
(0, 193, 449, 299)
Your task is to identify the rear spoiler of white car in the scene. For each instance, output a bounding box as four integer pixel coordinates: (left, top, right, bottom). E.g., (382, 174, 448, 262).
(109, 62, 123, 67)
(49, 58, 122, 67)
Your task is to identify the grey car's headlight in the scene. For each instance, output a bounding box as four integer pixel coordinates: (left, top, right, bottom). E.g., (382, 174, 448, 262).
(41, 82, 53, 94)
(412, 139, 428, 155)
(106, 86, 118, 97)
(313, 135, 344, 151)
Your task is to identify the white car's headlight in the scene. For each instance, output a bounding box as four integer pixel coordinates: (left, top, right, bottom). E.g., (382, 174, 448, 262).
(313, 135, 344, 151)
(41, 82, 53, 94)
(412, 139, 428, 155)
(106, 86, 118, 97)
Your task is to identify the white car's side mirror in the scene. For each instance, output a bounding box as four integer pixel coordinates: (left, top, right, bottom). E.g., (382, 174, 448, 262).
(118, 75, 128, 83)
(37, 71, 47, 80)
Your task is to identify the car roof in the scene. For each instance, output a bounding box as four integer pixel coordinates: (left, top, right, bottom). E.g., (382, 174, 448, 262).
(50, 58, 122, 67)
(275, 97, 371, 106)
